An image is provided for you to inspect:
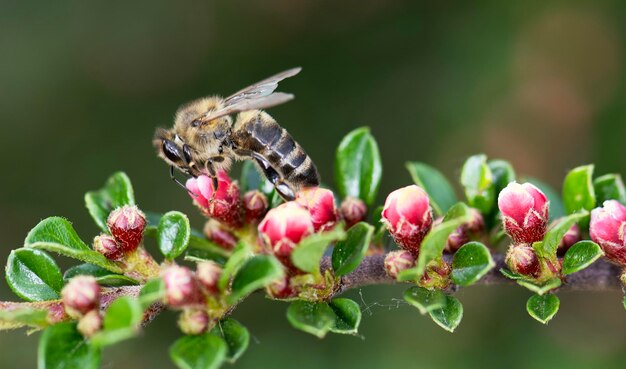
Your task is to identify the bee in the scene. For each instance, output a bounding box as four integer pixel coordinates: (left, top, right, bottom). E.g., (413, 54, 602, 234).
(153, 67, 320, 201)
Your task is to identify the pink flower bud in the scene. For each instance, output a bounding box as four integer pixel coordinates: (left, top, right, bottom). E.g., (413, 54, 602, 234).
(186, 171, 242, 228)
(77, 310, 102, 338)
(466, 208, 485, 233)
(384, 250, 416, 279)
(381, 185, 433, 255)
(259, 202, 314, 259)
(590, 200, 626, 265)
(107, 205, 146, 252)
(196, 261, 222, 294)
(444, 227, 469, 253)
(498, 182, 549, 244)
(243, 190, 269, 223)
(505, 244, 541, 278)
(61, 276, 101, 318)
(295, 187, 338, 232)
(162, 265, 204, 308)
(267, 275, 297, 299)
(203, 219, 237, 251)
(444, 209, 484, 253)
(93, 234, 124, 260)
(178, 309, 210, 335)
(340, 197, 367, 228)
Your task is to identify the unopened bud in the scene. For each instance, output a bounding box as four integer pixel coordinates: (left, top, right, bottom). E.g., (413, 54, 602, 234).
(340, 197, 367, 228)
(259, 202, 314, 264)
(505, 244, 541, 278)
(186, 171, 242, 228)
(554, 221, 582, 256)
(243, 190, 269, 223)
(498, 182, 549, 244)
(178, 309, 210, 335)
(61, 276, 101, 318)
(384, 250, 416, 279)
(266, 275, 297, 299)
(590, 200, 626, 265)
(296, 187, 339, 232)
(93, 234, 124, 260)
(107, 205, 146, 252)
(77, 310, 102, 338)
(444, 227, 469, 253)
(203, 219, 237, 251)
(163, 265, 204, 308)
(196, 261, 222, 294)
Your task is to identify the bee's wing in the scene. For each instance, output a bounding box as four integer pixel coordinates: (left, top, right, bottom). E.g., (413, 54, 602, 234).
(201, 67, 301, 122)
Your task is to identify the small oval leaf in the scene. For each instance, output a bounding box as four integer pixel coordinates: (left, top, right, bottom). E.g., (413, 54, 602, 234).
(538, 211, 588, 260)
(335, 127, 382, 206)
(594, 174, 626, 204)
(488, 159, 516, 195)
(406, 162, 457, 216)
(38, 322, 101, 369)
(451, 242, 495, 286)
(170, 334, 227, 369)
(286, 301, 336, 338)
(5, 248, 63, 302)
(403, 286, 447, 315)
(291, 226, 346, 275)
(228, 255, 284, 303)
(428, 295, 463, 332)
(64, 264, 139, 287)
(158, 211, 191, 260)
(562, 240, 604, 275)
(329, 298, 361, 335)
(91, 296, 143, 347)
(517, 278, 561, 296)
(413, 214, 469, 277)
(85, 172, 135, 232)
(526, 294, 560, 324)
(562, 165, 596, 215)
(460, 154, 495, 215)
(331, 222, 373, 276)
(211, 319, 250, 363)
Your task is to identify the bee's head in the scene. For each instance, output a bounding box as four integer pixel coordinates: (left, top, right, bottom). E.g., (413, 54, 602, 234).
(153, 128, 201, 177)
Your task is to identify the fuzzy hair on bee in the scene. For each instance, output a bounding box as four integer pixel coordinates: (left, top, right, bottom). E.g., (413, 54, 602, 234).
(153, 67, 320, 201)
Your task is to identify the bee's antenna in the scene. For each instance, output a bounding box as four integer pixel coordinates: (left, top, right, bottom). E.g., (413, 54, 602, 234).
(169, 166, 198, 198)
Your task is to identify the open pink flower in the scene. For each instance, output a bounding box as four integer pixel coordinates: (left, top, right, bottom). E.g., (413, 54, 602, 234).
(498, 182, 549, 243)
(186, 170, 241, 227)
(295, 187, 338, 232)
(381, 185, 433, 256)
(590, 200, 626, 265)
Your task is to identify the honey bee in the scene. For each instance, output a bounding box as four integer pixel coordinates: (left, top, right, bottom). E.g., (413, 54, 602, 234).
(153, 67, 320, 201)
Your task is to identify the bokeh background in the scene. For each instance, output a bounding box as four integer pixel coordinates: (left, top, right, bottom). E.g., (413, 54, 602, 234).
(2, 1, 626, 368)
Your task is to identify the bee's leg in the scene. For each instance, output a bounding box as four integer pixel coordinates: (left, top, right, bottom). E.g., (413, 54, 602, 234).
(203, 160, 219, 203)
(170, 166, 198, 198)
(251, 155, 295, 201)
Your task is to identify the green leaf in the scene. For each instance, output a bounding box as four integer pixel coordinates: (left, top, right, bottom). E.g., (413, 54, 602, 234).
(460, 154, 495, 215)
(562, 241, 604, 275)
(499, 268, 524, 280)
(211, 319, 250, 363)
(527, 178, 566, 220)
(413, 216, 469, 277)
(517, 278, 561, 295)
(5, 249, 63, 302)
(0, 308, 49, 330)
(443, 202, 471, 222)
(218, 242, 253, 291)
(562, 165, 596, 215)
(188, 230, 230, 258)
(406, 162, 457, 216)
(488, 159, 516, 195)
(185, 249, 228, 266)
(451, 242, 495, 286)
(228, 255, 284, 303)
(332, 222, 373, 276)
(594, 174, 626, 204)
(536, 211, 588, 260)
(170, 334, 227, 369)
(403, 286, 447, 315)
(286, 300, 336, 338)
(526, 294, 560, 324)
(335, 127, 382, 206)
(25, 217, 122, 273)
(428, 295, 463, 332)
(158, 211, 191, 260)
(64, 264, 139, 287)
(38, 322, 101, 369)
(138, 278, 166, 309)
(329, 298, 361, 335)
(91, 297, 143, 347)
(84, 172, 135, 232)
(291, 226, 346, 275)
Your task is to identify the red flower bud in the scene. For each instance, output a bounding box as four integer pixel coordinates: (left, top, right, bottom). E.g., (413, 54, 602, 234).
(93, 234, 124, 260)
(203, 219, 237, 251)
(77, 310, 102, 338)
(267, 275, 297, 299)
(162, 265, 204, 308)
(383, 250, 416, 279)
(340, 197, 367, 228)
(196, 261, 222, 294)
(444, 208, 484, 253)
(295, 187, 338, 232)
(381, 185, 433, 255)
(505, 244, 541, 278)
(186, 171, 242, 228)
(178, 309, 210, 335)
(243, 190, 269, 223)
(444, 227, 469, 253)
(259, 202, 314, 259)
(498, 182, 549, 244)
(61, 276, 101, 318)
(107, 205, 146, 252)
(590, 200, 626, 265)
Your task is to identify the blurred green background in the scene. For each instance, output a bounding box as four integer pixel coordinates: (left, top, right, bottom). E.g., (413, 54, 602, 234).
(2, 1, 626, 368)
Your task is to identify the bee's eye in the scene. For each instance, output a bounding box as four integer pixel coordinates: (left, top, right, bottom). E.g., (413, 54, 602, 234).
(162, 139, 182, 163)
(182, 144, 193, 164)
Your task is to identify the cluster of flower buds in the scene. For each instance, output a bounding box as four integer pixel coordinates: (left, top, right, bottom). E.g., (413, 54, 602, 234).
(186, 171, 242, 228)
(339, 197, 367, 228)
(381, 185, 433, 256)
(61, 276, 103, 337)
(93, 205, 147, 260)
(590, 200, 626, 266)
